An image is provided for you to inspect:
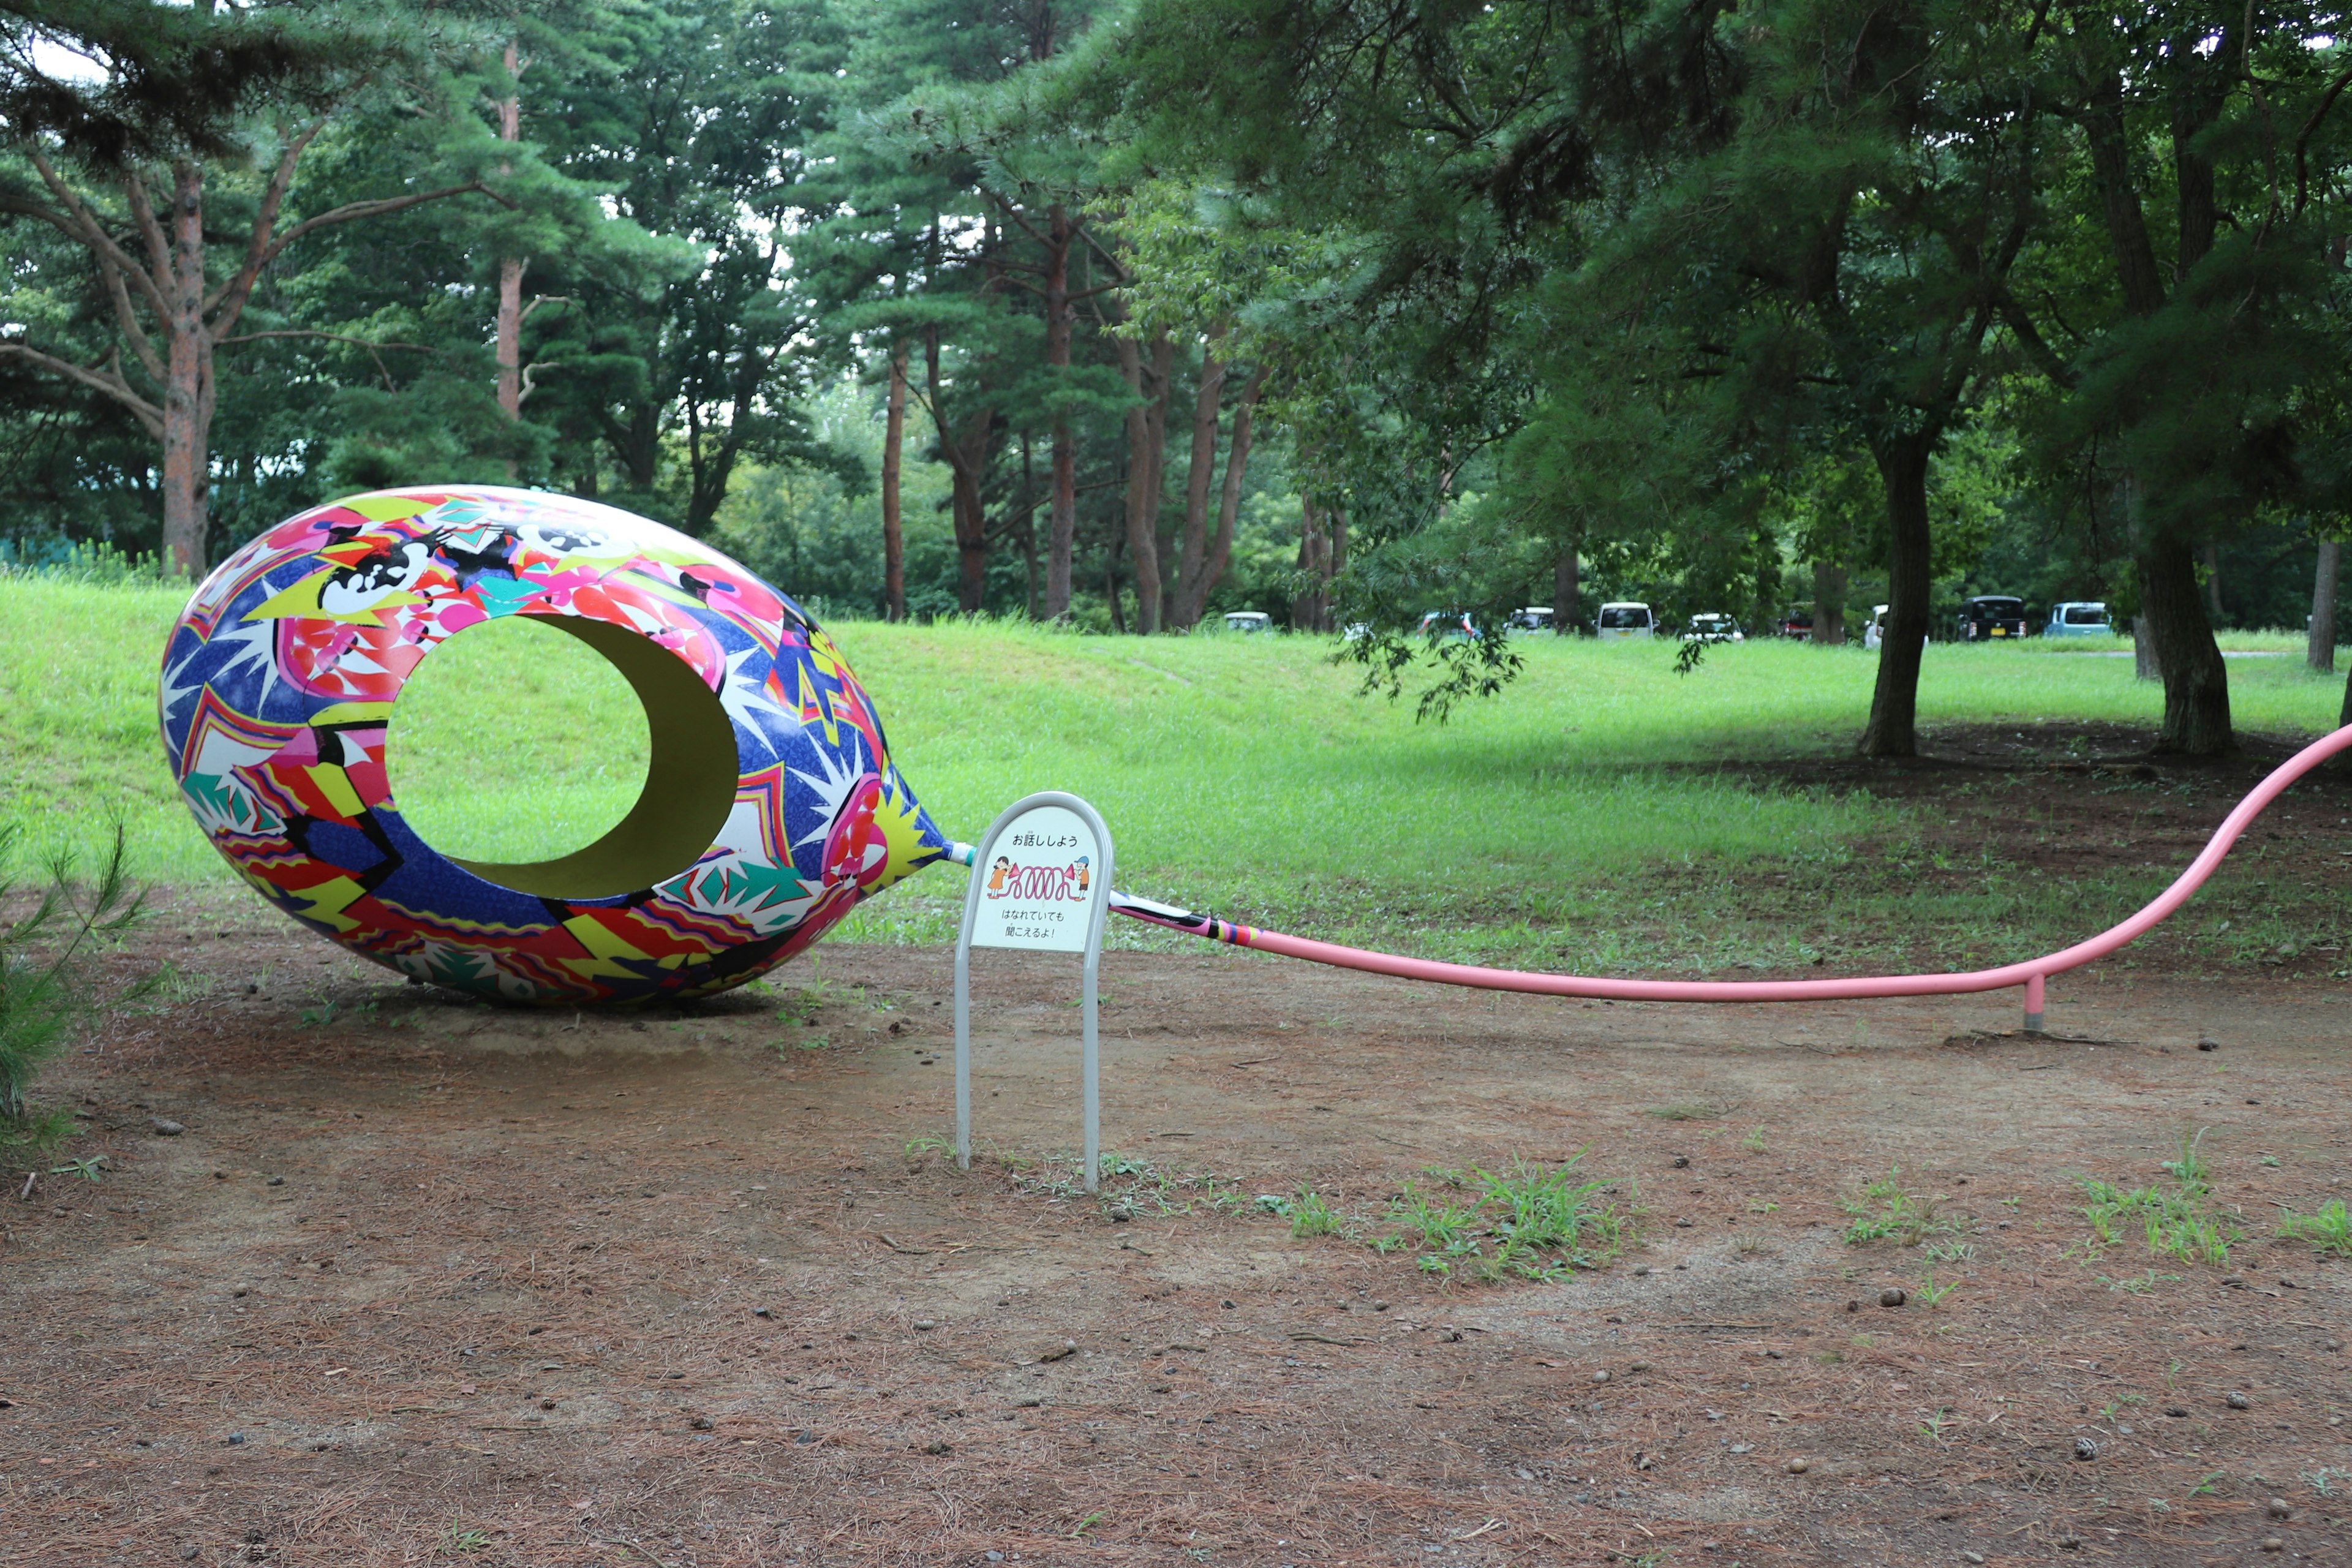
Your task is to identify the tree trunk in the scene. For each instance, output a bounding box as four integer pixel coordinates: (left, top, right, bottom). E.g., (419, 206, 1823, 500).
(1042, 205, 1077, 620)
(2308, 537, 2338, 674)
(1020, 430, 1039, 620)
(1197, 364, 1264, 617)
(1859, 435, 1933, 758)
(2133, 616, 2160, 680)
(881, 347, 907, 621)
(1172, 327, 1228, 628)
(1116, 333, 1169, 635)
(1327, 505, 1347, 592)
(1293, 496, 1329, 631)
(949, 408, 993, 614)
(1553, 543, 1579, 634)
(2139, 532, 2234, 754)
(1813, 562, 1848, 646)
(494, 39, 524, 473)
(1106, 523, 1126, 635)
(159, 160, 211, 578)
(927, 324, 993, 614)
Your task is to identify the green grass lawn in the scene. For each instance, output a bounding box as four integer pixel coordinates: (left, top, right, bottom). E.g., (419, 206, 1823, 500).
(6, 579, 2346, 973)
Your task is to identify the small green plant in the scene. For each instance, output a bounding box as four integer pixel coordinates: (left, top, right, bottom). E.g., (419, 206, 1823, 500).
(2095, 1268, 2180, 1294)
(1741, 1125, 1768, 1153)
(905, 1133, 955, 1159)
(1915, 1275, 1956, 1307)
(1378, 1153, 1632, 1283)
(300, 1001, 339, 1029)
(2077, 1131, 2241, 1265)
(2276, 1199, 2352, 1256)
(1921, 1239, 1974, 1263)
(1747, 1199, 1779, 1213)
(1068, 1511, 1104, 1538)
(1918, 1406, 1953, 1443)
(1, 824, 152, 1134)
(1842, 1166, 1959, 1245)
(2189, 1471, 2225, 1498)
(2259, 1155, 2282, 1167)
(1289, 1185, 1349, 1239)
(47, 1153, 108, 1182)
(2305, 1466, 2349, 1498)
(450, 1524, 492, 1552)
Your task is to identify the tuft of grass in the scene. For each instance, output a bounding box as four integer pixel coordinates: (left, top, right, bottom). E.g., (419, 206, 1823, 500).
(1842, 1166, 1961, 1246)
(1382, 1153, 1633, 1282)
(2077, 1130, 2242, 1265)
(1, 823, 154, 1132)
(1741, 1125, 1768, 1153)
(1287, 1185, 1349, 1239)
(1915, 1275, 1956, 1307)
(2095, 1268, 2182, 1293)
(2276, 1199, 2352, 1256)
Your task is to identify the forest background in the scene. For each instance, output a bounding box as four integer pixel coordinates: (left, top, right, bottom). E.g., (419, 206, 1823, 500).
(9, 0, 2352, 759)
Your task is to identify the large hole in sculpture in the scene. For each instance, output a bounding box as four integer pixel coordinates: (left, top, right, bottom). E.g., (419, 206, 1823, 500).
(386, 613, 737, 899)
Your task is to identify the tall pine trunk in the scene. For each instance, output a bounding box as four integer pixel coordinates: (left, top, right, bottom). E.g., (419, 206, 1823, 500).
(949, 409, 992, 614)
(1171, 327, 1227, 628)
(1042, 206, 1077, 619)
(1116, 333, 1170, 634)
(1813, 562, 1848, 646)
(881, 347, 907, 621)
(2309, 538, 2338, 674)
(1859, 434, 1934, 757)
(1196, 364, 1264, 619)
(494, 39, 524, 450)
(1293, 497, 1329, 631)
(159, 161, 213, 578)
(2139, 532, 2233, 753)
(1553, 543, 1578, 634)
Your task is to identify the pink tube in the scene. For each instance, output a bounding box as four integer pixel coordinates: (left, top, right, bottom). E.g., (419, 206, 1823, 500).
(1112, 723, 2352, 1004)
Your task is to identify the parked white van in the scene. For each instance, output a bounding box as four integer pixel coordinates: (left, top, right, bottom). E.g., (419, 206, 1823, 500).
(1596, 601, 1654, 641)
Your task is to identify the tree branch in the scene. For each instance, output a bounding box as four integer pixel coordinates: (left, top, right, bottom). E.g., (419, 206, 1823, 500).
(19, 143, 171, 320)
(0, 341, 164, 435)
(204, 119, 328, 325)
(118, 170, 173, 293)
(95, 251, 166, 383)
(213, 182, 501, 333)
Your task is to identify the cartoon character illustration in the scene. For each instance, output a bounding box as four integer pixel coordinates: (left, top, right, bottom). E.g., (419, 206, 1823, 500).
(1073, 855, 1090, 895)
(987, 856, 1012, 896)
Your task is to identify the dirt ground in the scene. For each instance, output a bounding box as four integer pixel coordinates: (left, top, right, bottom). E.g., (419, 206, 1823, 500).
(4, 734, 2350, 1568)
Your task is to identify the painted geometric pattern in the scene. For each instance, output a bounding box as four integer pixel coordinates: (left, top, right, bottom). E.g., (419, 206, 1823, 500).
(158, 486, 949, 1005)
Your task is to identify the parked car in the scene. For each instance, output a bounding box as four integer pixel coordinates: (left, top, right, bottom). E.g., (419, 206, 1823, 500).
(1595, 601, 1655, 641)
(2045, 600, 2113, 638)
(1955, 595, 2027, 641)
(1780, 611, 1814, 641)
(1682, 612, 1744, 643)
(1417, 609, 1479, 639)
(1222, 610, 1273, 635)
(1507, 606, 1556, 632)
(1864, 604, 1932, 652)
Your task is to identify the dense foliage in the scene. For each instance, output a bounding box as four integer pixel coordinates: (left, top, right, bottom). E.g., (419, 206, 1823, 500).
(7, 0, 2352, 753)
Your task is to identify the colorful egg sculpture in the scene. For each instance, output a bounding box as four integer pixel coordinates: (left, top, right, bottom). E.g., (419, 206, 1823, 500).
(156, 486, 951, 1005)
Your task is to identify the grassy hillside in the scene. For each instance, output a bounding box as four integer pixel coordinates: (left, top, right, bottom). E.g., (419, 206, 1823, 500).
(5, 578, 2346, 971)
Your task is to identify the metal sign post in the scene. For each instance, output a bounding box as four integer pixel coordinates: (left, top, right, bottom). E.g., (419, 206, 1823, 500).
(954, 792, 1115, 1192)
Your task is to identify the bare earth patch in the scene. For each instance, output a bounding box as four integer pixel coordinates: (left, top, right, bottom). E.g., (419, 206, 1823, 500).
(4, 911, 2347, 1566)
